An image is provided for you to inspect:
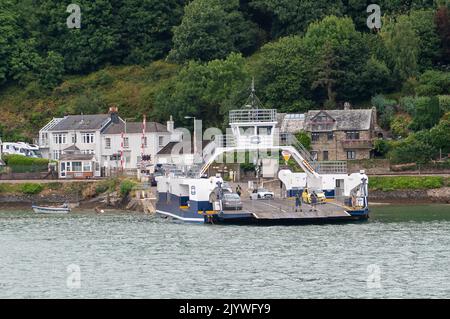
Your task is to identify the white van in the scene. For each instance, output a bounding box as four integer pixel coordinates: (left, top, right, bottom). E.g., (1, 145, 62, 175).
(2, 142, 42, 158)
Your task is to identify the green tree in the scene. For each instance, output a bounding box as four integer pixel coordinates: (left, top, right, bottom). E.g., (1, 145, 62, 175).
(254, 35, 314, 112)
(169, 0, 260, 63)
(0, 2, 20, 85)
(408, 9, 441, 70)
(153, 53, 249, 128)
(118, 0, 185, 64)
(36, 0, 121, 73)
(380, 14, 419, 82)
(435, 5, 450, 64)
(311, 43, 340, 108)
(390, 113, 412, 138)
(429, 112, 450, 155)
(415, 70, 450, 96)
(409, 96, 443, 131)
(249, 0, 344, 38)
(303, 16, 371, 103)
(389, 135, 435, 164)
(37, 51, 64, 89)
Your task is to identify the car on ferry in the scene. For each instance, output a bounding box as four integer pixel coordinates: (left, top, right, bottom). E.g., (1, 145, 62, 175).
(301, 188, 326, 204)
(222, 193, 243, 210)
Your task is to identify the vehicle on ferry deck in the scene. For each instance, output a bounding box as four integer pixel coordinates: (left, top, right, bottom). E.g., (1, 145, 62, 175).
(222, 193, 243, 210)
(302, 188, 326, 204)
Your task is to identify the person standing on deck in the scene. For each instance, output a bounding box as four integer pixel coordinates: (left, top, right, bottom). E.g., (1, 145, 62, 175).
(311, 191, 318, 212)
(295, 192, 302, 212)
(236, 185, 242, 197)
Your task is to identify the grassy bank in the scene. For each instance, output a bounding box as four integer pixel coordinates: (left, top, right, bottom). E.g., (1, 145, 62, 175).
(0, 178, 137, 198)
(0, 182, 89, 195)
(369, 176, 450, 192)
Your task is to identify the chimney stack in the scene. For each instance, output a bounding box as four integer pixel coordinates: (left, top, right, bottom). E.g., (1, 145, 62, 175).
(109, 106, 119, 124)
(167, 115, 174, 133)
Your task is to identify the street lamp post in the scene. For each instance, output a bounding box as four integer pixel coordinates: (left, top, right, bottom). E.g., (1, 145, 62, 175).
(184, 116, 201, 164)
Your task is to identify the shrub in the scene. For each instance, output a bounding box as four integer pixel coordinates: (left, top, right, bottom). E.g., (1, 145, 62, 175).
(95, 178, 119, 195)
(369, 176, 444, 191)
(120, 180, 136, 197)
(3, 154, 49, 173)
(295, 131, 312, 151)
(20, 183, 44, 195)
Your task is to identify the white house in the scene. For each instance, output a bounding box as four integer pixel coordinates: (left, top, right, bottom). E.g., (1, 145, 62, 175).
(101, 119, 172, 172)
(38, 108, 176, 178)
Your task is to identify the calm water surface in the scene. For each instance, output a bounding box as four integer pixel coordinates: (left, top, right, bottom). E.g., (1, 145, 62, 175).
(0, 204, 449, 298)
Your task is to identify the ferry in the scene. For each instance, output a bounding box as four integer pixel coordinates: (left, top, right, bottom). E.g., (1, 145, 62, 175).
(155, 86, 369, 225)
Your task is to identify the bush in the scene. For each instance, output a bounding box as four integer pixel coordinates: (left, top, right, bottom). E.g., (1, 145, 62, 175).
(408, 96, 442, 131)
(369, 176, 444, 191)
(295, 131, 312, 151)
(373, 139, 391, 157)
(20, 183, 44, 195)
(95, 178, 119, 195)
(3, 154, 49, 173)
(120, 180, 136, 197)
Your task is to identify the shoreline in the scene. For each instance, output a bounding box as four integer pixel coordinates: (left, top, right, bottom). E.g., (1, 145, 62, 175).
(1, 198, 448, 212)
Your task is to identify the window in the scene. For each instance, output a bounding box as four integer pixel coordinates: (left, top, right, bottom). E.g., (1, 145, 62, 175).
(347, 150, 356, 160)
(323, 151, 329, 161)
(53, 150, 61, 160)
(123, 137, 129, 148)
(257, 126, 272, 135)
(105, 138, 111, 149)
(53, 133, 67, 144)
(81, 132, 95, 144)
(158, 136, 164, 147)
(71, 133, 77, 144)
(83, 162, 91, 172)
(327, 132, 334, 140)
(311, 133, 320, 142)
(346, 131, 360, 140)
(72, 162, 82, 172)
(311, 151, 318, 161)
(82, 149, 95, 155)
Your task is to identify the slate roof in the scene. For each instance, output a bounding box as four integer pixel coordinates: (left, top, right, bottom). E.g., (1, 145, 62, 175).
(48, 115, 111, 131)
(306, 109, 373, 131)
(157, 140, 212, 156)
(59, 154, 95, 161)
(63, 144, 80, 152)
(280, 113, 306, 133)
(103, 121, 168, 134)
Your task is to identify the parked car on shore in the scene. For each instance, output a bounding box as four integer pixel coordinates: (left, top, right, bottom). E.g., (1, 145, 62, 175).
(250, 188, 274, 200)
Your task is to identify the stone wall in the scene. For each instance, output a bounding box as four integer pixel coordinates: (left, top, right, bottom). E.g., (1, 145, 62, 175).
(310, 130, 372, 161)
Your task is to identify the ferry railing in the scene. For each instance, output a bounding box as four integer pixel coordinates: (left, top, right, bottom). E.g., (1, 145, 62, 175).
(229, 109, 277, 123)
(279, 132, 320, 171)
(316, 161, 348, 174)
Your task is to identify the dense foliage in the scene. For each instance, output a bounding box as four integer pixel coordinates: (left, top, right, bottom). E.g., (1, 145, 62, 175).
(0, 0, 449, 165)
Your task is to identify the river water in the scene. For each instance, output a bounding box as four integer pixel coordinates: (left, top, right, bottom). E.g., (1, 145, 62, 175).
(0, 204, 449, 299)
